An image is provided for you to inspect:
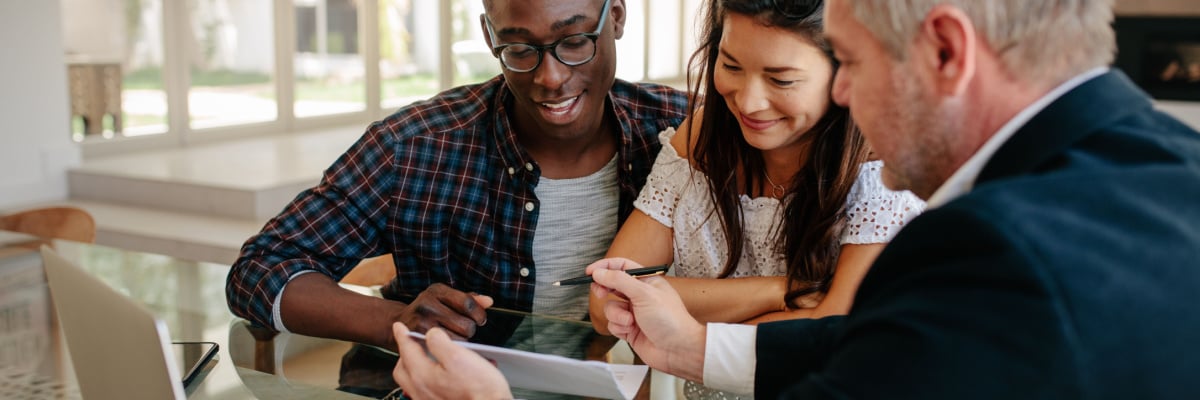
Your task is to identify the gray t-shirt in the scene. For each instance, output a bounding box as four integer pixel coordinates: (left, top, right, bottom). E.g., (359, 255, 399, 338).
(530, 155, 619, 319)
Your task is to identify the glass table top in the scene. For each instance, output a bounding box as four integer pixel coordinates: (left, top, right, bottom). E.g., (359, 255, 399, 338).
(0, 231, 257, 399)
(0, 231, 646, 399)
(227, 307, 632, 399)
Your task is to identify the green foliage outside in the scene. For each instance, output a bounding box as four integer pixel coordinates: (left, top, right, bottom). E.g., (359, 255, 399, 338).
(125, 67, 272, 90)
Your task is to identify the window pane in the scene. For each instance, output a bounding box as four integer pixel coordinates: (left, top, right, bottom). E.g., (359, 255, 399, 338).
(62, 0, 167, 140)
(616, 0, 646, 81)
(646, 0, 682, 80)
(294, 0, 366, 117)
(450, 0, 500, 86)
(379, 0, 442, 110)
(188, 0, 277, 129)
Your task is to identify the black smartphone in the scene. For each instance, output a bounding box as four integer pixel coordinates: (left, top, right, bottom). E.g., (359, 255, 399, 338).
(172, 341, 220, 391)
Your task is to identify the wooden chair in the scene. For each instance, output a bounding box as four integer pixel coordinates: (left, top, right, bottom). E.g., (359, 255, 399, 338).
(0, 206, 97, 243)
(339, 255, 397, 287)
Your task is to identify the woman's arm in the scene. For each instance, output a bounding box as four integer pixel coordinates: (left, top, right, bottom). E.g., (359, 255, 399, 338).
(593, 115, 795, 333)
(665, 275, 790, 323)
(591, 212, 797, 332)
(742, 243, 885, 324)
(592, 119, 698, 335)
(595, 113, 842, 333)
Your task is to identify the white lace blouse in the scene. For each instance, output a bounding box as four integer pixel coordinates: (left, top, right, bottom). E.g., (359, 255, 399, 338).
(635, 128, 926, 279)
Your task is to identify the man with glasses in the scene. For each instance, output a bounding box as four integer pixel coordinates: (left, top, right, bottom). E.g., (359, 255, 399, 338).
(226, 0, 687, 351)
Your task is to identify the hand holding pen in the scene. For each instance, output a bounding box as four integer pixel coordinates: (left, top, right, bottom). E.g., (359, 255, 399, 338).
(584, 258, 706, 382)
(552, 264, 669, 286)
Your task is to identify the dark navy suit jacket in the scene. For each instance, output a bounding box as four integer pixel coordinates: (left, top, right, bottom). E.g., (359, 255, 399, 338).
(755, 71, 1200, 399)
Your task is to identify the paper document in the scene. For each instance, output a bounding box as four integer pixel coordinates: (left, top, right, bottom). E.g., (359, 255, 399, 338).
(408, 332, 648, 400)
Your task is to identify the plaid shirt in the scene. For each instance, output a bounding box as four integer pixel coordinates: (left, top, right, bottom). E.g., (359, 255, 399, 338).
(226, 76, 688, 329)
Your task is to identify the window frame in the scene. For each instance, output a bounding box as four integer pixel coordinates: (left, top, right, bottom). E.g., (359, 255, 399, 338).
(77, 0, 693, 158)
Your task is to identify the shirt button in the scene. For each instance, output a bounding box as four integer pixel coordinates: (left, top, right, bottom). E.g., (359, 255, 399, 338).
(507, 167, 515, 175)
(519, 267, 530, 277)
(525, 162, 534, 171)
(525, 202, 535, 211)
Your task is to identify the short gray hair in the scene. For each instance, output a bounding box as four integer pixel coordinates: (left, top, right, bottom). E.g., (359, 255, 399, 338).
(849, 0, 1116, 85)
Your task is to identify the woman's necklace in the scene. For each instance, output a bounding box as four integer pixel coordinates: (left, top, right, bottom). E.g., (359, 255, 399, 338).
(764, 172, 787, 199)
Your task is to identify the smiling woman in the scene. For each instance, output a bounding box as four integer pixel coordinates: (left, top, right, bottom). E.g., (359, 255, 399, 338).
(712, 12, 834, 158)
(588, 0, 925, 397)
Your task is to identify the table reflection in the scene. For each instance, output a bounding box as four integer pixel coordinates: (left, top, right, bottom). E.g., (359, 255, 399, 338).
(0, 230, 646, 399)
(229, 306, 637, 399)
(0, 230, 257, 399)
(0, 232, 75, 398)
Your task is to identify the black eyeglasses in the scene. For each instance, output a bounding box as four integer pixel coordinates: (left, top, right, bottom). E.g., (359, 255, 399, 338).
(771, 0, 820, 19)
(483, 0, 612, 73)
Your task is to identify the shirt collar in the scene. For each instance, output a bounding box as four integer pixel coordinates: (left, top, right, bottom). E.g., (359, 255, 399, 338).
(924, 67, 1109, 208)
(491, 80, 626, 180)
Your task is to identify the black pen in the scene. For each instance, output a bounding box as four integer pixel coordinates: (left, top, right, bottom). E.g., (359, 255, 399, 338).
(552, 265, 670, 286)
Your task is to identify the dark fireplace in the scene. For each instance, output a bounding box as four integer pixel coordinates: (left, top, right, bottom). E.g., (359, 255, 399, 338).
(1113, 16, 1200, 101)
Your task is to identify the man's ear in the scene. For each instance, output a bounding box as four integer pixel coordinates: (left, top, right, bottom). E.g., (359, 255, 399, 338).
(918, 4, 976, 96)
(610, 0, 626, 39)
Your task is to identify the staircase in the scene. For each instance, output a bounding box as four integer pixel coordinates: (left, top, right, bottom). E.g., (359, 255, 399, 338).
(58, 126, 363, 265)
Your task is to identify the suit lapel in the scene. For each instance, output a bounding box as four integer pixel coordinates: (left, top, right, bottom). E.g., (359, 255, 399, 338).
(975, 71, 1153, 185)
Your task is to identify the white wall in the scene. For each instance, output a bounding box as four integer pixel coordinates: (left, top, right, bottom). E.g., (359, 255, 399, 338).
(60, 0, 124, 62)
(0, 0, 81, 210)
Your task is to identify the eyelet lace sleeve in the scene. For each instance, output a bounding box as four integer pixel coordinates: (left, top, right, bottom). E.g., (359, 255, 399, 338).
(634, 127, 695, 229)
(842, 160, 926, 244)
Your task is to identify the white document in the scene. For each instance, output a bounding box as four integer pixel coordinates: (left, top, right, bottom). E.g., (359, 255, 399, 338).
(408, 332, 648, 400)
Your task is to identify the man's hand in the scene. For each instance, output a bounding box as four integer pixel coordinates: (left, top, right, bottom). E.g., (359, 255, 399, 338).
(397, 283, 493, 340)
(586, 258, 708, 382)
(392, 323, 513, 400)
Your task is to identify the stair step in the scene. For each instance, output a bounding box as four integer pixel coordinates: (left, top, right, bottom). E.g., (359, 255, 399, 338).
(67, 127, 361, 220)
(60, 199, 264, 265)
(50, 126, 369, 264)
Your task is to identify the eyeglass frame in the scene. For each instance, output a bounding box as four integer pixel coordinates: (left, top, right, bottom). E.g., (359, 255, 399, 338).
(482, 0, 613, 73)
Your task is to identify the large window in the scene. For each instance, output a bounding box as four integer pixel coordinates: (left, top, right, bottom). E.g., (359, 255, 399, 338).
(188, 0, 278, 128)
(294, 0, 364, 117)
(60, 0, 697, 156)
(380, 0, 443, 110)
(63, 0, 168, 140)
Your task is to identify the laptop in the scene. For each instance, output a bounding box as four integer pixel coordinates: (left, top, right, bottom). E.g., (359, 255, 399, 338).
(40, 246, 219, 399)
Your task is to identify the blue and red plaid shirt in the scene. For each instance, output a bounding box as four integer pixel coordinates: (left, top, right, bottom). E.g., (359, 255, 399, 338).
(226, 76, 688, 329)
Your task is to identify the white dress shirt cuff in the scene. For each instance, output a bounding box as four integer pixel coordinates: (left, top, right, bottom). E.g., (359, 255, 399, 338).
(271, 270, 315, 332)
(702, 322, 757, 395)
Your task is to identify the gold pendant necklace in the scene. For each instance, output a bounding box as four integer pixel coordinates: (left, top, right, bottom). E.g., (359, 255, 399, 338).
(764, 173, 786, 198)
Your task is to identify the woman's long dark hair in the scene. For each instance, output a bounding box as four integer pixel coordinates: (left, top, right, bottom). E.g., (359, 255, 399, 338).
(686, 0, 870, 306)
